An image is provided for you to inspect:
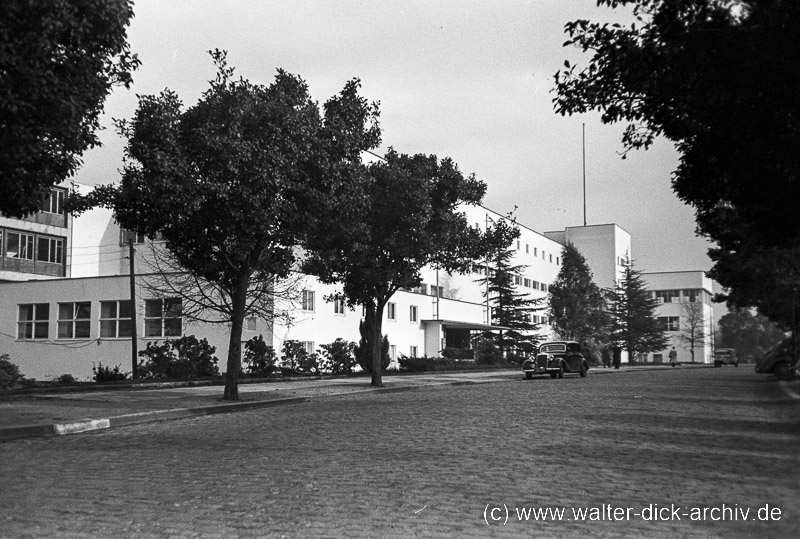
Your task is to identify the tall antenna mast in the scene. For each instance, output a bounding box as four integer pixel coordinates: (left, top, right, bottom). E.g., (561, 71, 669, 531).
(582, 123, 587, 227)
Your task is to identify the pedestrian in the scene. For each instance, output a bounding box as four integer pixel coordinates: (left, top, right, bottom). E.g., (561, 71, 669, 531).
(601, 347, 611, 368)
(669, 347, 678, 367)
(612, 345, 621, 369)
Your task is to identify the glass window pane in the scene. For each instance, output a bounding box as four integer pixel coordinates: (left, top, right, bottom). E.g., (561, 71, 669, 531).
(118, 300, 132, 319)
(18, 322, 32, 339)
(58, 303, 72, 320)
(34, 322, 48, 339)
(74, 320, 90, 338)
(18, 304, 33, 321)
(164, 319, 181, 337)
(7, 233, 20, 258)
(76, 302, 91, 319)
(37, 237, 49, 262)
(145, 300, 162, 318)
(118, 319, 133, 337)
(100, 301, 117, 319)
(35, 304, 49, 321)
(145, 319, 161, 337)
(164, 299, 182, 317)
(58, 321, 73, 339)
(100, 320, 117, 338)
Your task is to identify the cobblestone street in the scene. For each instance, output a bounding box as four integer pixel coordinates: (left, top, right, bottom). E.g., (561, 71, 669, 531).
(2, 368, 798, 538)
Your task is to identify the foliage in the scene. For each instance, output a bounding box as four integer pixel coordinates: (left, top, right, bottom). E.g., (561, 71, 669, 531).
(473, 336, 501, 365)
(280, 341, 319, 375)
(318, 339, 358, 375)
(718, 309, 787, 363)
(608, 264, 669, 361)
(303, 149, 491, 386)
(137, 335, 220, 380)
(354, 322, 390, 374)
(440, 348, 474, 360)
(55, 374, 76, 384)
(92, 362, 127, 383)
(0, 354, 23, 390)
(243, 335, 277, 377)
(0, 0, 139, 217)
(70, 50, 380, 400)
(553, 0, 800, 329)
(477, 219, 542, 355)
(399, 355, 441, 372)
(549, 243, 610, 343)
(676, 301, 709, 363)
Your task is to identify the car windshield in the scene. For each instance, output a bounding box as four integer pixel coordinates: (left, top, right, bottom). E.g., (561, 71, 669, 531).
(540, 343, 566, 353)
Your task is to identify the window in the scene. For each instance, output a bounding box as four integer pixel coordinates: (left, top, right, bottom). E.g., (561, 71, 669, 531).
(246, 317, 257, 331)
(42, 189, 65, 215)
(390, 345, 397, 361)
(6, 232, 34, 260)
(523, 278, 531, 288)
(387, 302, 396, 320)
(413, 284, 427, 294)
(526, 244, 529, 254)
(410, 346, 418, 358)
(534, 247, 538, 256)
(333, 298, 345, 315)
(430, 285, 444, 298)
(514, 275, 523, 286)
(516, 240, 520, 250)
(556, 257, 560, 265)
(120, 229, 147, 245)
(683, 289, 703, 303)
(57, 302, 90, 339)
(540, 283, 548, 292)
(549, 254, 553, 263)
(301, 290, 315, 311)
(144, 298, 182, 337)
(658, 316, 680, 331)
(655, 290, 680, 303)
(100, 300, 133, 338)
(37, 236, 64, 264)
(410, 305, 418, 322)
(301, 341, 315, 354)
(18, 303, 49, 339)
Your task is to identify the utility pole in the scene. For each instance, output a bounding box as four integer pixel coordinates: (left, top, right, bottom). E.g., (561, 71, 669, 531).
(128, 238, 138, 380)
(582, 123, 587, 227)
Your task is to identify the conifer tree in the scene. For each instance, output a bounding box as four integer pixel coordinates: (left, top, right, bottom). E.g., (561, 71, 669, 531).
(609, 263, 669, 362)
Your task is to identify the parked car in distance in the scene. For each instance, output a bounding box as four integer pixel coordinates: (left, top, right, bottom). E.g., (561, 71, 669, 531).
(756, 338, 798, 381)
(713, 348, 738, 368)
(522, 341, 589, 379)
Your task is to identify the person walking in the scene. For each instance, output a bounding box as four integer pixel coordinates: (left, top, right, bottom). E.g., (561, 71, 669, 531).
(669, 347, 678, 367)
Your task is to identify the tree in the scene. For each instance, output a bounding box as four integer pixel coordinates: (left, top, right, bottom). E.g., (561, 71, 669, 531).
(548, 242, 610, 343)
(553, 0, 800, 329)
(303, 149, 489, 386)
(477, 219, 542, 358)
(0, 0, 139, 217)
(718, 309, 786, 363)
(71, 51, 380, 400)
(609, 263, 669, 362)
(677, 301, 708, 363)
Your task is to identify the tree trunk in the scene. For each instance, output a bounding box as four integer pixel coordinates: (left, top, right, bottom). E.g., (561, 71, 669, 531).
(367, 302, 386, 387)
(223, 274, 249, 401)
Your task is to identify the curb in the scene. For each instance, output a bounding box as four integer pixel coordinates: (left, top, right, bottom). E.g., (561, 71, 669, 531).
(0, 380, 482, 443)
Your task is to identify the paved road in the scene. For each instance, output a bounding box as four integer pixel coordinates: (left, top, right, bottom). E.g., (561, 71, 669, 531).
(1, 368, 798, 538)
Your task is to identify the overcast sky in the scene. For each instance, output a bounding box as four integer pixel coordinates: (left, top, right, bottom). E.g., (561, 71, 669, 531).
(78, 0, 715, 274)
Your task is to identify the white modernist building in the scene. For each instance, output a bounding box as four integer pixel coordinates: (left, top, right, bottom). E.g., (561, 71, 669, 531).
(0, 182, 712, 380)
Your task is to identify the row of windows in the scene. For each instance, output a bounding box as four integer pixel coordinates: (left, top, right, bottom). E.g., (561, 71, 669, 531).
(653, 289, 708, 303)
(515, 240, 560, 265)
(301, 291, 420, 322)
(513, 275, 549, 292)
(16, 299, 182, 340)
(0, 229, 65, 264)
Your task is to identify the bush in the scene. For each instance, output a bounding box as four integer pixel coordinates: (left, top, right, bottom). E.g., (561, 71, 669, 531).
(318, 339, 357, 374)
(279, 340, 319, 375)
(355, 320, 391, 373)
(55, 373, 76, 384)
(0, 354, 23, 390)
(93, 362, 127, 383)
(473, 336, 501, 364)
(398, 355, 457, 372)
(137, 335, 220, 380)
(243, 335, 277, 377)
(441, 347, 474, 360)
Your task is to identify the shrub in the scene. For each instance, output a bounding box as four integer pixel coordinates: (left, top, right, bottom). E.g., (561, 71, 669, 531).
(137, 335, 220, 380)
(0, 354, 23, 390)
(474, 336, 501, 365)
(55, 373, 76, 384)
(243, 335, 277, 377)
(93, 362, 127, 383)
(355, 320, 391, 373)
(318, 339, 357, 374)
(398, 355, 456, 372)
(441, 347, 474, 360)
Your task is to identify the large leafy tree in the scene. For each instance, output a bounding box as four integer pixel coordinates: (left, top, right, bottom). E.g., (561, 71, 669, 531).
(303, 149, 488, 387)
(609, 263, 669, 361)
(718, 309, 786, 363)
(549, 242, 610, 343)
(553, 0, 800, 328)
(478, 220, 542, 357)
(0, 0, 139, 217)
(72, 51, 380, 400)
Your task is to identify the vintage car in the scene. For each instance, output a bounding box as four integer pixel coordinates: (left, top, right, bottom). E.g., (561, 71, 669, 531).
(522, 341, 589, 379)
(756, 338, 798, 381)
(713, 348, 738, 368)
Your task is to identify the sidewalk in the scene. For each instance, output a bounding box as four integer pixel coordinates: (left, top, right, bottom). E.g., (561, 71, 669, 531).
(0, 364, 696, 442)
(0, 370, 522, 441)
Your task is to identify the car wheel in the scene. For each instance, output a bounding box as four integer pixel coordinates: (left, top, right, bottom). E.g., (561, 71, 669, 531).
(525, 372, 533, 379)
(549, 372, 557, 379)
(580, 362, 588, 377)
(774, 361, 793, 381)
(557, 364, 564, 379)
(714, 361, 721, 368)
